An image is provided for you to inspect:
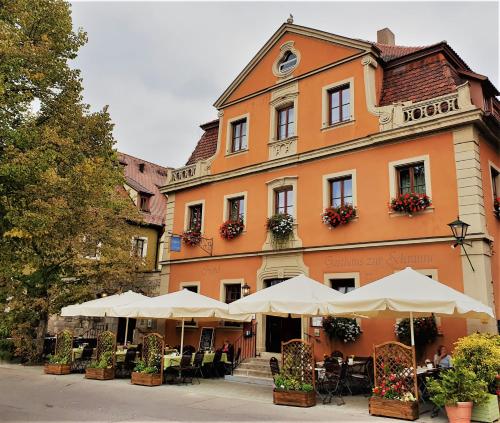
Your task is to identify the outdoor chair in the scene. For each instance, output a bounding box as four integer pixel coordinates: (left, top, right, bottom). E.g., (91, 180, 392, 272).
(346, 356, 373, 396)
(182, 345, 196, 355)
(176, 354, 195, 384)
(73, 345, 94, 373)
(115, 348, 137, 378)
(191, 351, 204, 383)
(269, 357, 280, 377)
(319, 359, 346, 405)
(210, 350, 224, 378)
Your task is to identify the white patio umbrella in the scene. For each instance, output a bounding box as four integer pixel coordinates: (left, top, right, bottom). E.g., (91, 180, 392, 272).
(328, 267, 495, 345)
(228, 274, 344, 318)
(112, 289, 252, 354)
(61, 290, 148, 344)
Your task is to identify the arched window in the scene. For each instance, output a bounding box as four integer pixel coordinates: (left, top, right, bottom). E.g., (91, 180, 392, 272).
(278, 51, 297, 73)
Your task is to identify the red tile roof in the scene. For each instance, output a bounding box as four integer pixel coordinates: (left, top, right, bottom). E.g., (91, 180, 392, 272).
(379, 54, 464, 105)
(375, 43, 428, 61)
(185, 120, 219, 165)
(118, 152, 170, 227)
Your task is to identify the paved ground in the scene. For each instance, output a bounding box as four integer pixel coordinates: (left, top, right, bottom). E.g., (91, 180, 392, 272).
(0, 364, 447, 423)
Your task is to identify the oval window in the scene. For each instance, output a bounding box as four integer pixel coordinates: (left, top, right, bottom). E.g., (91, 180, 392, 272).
(278, 51, 297, 73)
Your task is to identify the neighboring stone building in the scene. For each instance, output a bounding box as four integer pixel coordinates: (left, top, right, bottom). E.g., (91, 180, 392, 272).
(158, 22, 499, 360)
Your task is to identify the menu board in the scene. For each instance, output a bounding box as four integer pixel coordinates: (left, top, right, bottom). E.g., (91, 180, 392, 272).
(199, 327, 214, 351)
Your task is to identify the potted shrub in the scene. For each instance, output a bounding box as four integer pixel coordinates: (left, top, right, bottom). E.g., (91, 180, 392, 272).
(85, 351, 114, 380)
(219, 219, 244, 240)
(44, 354, 72, 375)
(427, 366, 488, 423)
(266, 213, 294, 248)
(453, 333, 500, 422)
(322, 316, 361, 343)
(389, 192, 431, 216)
(131, 359, 162, 386)
(370, 377, 418, 420)
(44, 329, 73, 375)
(321, 204, 356, 229)
(273, 373, 315, 407)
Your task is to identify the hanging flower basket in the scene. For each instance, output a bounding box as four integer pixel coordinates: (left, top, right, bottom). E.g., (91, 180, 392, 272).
(182, 226, 202, 246)
(494, 198, 499, 218)
(266, 213, 294, 246)
(389, 193, 431, 215)
(322, 204, 356, 229)
(220, 219, 244, 240)
(322, 316, 361, 343)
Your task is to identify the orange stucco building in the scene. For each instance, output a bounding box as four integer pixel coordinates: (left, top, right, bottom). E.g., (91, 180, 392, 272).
(158, 23, 500, 361)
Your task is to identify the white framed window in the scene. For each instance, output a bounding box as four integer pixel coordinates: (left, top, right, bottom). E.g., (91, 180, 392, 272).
(489, 161, 499, 208)
(219, 279, 244, 328)
(223, 191, 247, 222)
(132, 237, 148, 258)
(226, 113, 250, 155)
(178, 282, 200, 328)
(269, 82, 298, 145)
(272, 41, 301, 78)
(324, 272, 361, 326)
(183, 200, 205, 233)
(266, 176, 298, 220)
(321, 78, 355, 130)
(322, 169, 357, 210)
(388, 155, 432, 200)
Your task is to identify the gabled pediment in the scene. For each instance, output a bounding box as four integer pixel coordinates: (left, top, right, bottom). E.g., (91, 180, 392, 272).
(214, 23, 376, 108)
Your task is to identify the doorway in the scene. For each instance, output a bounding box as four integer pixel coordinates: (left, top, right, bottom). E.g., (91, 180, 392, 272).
(117, 317, 136, 344)
(264, 279, 302, 353)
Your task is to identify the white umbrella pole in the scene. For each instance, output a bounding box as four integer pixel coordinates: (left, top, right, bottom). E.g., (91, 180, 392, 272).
(409, 312, 415, 346)
(124, 317, 129, 345)
(180, 318, 185, 355)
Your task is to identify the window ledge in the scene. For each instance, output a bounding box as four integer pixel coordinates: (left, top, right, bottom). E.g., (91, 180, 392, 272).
(268, 135, 298, 145)
(321, 119, 355, 132)
(388, 207, 435, 218)
(225, 149, 249, 158)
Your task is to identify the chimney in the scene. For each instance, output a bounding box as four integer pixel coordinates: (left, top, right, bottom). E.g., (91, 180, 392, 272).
(377, 28, 395, 45)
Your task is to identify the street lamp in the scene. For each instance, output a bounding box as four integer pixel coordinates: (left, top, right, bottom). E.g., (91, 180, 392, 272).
(448, 216, 474, 271)
(241, 283, 251, 297)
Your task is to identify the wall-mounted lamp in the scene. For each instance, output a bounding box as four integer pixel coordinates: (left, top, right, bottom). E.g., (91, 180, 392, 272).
(241, 283, 251, 297)
(448, 217, 474, 271)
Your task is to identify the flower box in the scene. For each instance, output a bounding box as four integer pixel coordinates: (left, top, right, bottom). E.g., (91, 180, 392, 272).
(85, 367, 115, 380)
(471, 394, 500, 423)
(44, 363, 71, 375)
(131, 371, 162, 386)
(273, 389, 316, 407)
(369, 397, 419, 421)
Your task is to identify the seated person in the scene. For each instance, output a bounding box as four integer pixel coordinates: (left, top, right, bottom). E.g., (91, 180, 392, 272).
(220, 339, 234, 362)
(433, 345, 452, 368)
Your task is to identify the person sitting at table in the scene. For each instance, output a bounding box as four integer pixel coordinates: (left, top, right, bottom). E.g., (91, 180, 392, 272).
(433, 345, 452, 368)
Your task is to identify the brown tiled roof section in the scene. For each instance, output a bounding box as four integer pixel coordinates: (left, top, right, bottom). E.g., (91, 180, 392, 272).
(379, 54, 464, 106)
(118, 152, 170, 226)
(185, 120, 219, 165)
(375, 43, 428, 61)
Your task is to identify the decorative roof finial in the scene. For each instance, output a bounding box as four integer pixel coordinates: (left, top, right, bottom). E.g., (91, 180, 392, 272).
(287, 14, 294, 24)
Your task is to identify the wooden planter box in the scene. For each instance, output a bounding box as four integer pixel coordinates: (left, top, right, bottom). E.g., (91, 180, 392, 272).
(273, 389, 316, 407)
(471, 394, 500, 423)
(369, 396, 419, 421)
(131, 371, 162, 386)
(85, 367, 115, 380)
(44, 363, 71, 375)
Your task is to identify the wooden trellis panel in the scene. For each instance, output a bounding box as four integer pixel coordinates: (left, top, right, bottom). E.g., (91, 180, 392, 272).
(143, 333, 164, 381)
(55, 329, 73, 363)
(96, 330, 116, 368)
(373, 341, 418, 400)
(281, 338, 315, 388)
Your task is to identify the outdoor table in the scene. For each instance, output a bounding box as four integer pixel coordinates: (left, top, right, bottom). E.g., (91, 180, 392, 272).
(163, 352, 229, 368)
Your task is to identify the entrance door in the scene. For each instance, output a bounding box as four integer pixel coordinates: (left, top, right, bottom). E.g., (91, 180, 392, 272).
(117, 317, 136, 344)
(264, 279, 302, 353)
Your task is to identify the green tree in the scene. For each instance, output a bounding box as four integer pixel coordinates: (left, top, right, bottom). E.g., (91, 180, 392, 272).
(0, 0, 145, 361)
